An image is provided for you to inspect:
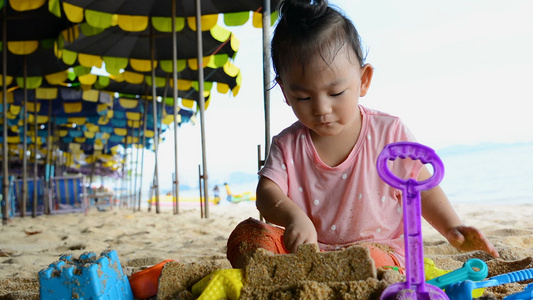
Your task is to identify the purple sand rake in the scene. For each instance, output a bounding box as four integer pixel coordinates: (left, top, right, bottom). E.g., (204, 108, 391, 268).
(377, 142, 449, 300)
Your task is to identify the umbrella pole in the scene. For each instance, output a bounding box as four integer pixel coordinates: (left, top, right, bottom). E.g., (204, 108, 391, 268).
(195, 0, 209, 218)
(45, 103, 52, 215)
(89, 161, 95, 189)
(262, 0, 272, 160)
(134, 123, 141, 211)
(51, 122, 59, 211)
(172, 0, 180, 215)
(156, 100, 164, 188)
(148, 101, 164, 211)
(128, 128, 135, 208)
(33, 81, 38, 218)
(138, 100, 148, 211)
(2, 4, 8, 224)
(150, 33, 160, 214)
(22, 58, 28, 217)
(198, 164, 203, 218)
(123, 127, 130, 208)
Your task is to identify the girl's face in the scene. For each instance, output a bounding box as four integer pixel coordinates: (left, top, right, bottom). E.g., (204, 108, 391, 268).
(277, 47, 373, 138)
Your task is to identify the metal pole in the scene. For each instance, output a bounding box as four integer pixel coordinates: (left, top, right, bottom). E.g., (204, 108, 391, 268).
(262, 0, 272, 160)
(33, 80, 38, 217)
(51, 122, 59, 211)
(148, 178, 154, 212)
(138, 100, 148, 211)
(195, 0, 209, 218)
(133, 123, 141, 211)
(22, 57, 28, 217)
(150, 32, 160, 213)
(171, 0, 180, 215)
(89, 161, 95, 189)
(126, 128, 133, 208)
(2, 5, 9, 224)
(198, 164, 203, 218)
(129, 128, 136, 208)
(45, 103, 52, 214)
(122, 127, 130, 208)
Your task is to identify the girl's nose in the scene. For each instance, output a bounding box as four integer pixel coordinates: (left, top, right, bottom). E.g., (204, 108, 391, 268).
(312, 96, 332, 116)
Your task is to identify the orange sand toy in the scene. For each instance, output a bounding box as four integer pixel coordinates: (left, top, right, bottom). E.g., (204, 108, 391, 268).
(129, 259, 175, 299)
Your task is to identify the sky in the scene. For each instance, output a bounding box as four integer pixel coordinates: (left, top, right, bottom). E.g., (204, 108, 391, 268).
(140, 0, 533, 192)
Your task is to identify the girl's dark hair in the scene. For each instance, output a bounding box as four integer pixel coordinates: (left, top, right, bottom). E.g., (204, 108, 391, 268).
(271, 0, 365, 78)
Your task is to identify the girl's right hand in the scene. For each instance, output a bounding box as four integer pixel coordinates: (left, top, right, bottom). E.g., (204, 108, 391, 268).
(282, 214, 318, 253)
(256, 177, 318, 252)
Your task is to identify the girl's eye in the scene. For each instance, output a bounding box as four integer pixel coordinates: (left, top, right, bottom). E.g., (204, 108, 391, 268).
(296, 96, 311, 101)
(331, 91, 345, 97)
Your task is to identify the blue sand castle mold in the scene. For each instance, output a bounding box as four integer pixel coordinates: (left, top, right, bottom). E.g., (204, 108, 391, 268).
(39, 250, 133, 300)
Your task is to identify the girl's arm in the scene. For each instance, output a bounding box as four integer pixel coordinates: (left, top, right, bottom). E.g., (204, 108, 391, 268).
(419, 166, 499, 257)
(256, 176, 317, 252)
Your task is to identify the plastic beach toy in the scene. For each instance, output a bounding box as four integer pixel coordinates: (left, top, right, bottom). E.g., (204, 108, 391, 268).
(377, 142, 449, 300)
(446, 268, 533, 300)
(504, 282, 533, 300)
(424, 258, 486, 298)
(427, 258, 488, 289)
(129, 259, 175, 299)
(39, 250, 133, 300)
(425, 258, 487, 298)
(425, 258, 449, 281)
(192, 269, 244, 300)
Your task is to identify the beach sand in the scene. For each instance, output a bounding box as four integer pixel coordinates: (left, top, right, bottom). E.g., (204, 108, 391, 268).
(1, 201, 533, 299)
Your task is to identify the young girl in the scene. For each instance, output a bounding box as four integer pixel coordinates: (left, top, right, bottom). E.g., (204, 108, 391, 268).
(227, 0, 499, 270)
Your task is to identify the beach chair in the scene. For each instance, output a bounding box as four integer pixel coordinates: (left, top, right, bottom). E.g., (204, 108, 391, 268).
(50, 175, 88, 215)
(87, 186, 115, 211)
(0, 176, 15, 219)
(13, 178, 45, 216)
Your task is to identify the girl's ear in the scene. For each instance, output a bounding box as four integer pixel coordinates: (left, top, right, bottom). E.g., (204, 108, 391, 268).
(359, 64, 374, 97)
(276, 76, 291, 106)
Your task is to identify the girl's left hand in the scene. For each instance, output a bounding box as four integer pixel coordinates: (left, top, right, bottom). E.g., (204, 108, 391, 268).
(445, 225, 499, 258)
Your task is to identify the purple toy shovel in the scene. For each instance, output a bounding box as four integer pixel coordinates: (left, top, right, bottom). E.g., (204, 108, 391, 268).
(377, 142, 449, 300)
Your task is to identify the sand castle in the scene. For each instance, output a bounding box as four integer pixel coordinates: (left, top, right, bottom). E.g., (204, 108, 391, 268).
(157, 243, 405, 300)
(241, 244, 404, 299)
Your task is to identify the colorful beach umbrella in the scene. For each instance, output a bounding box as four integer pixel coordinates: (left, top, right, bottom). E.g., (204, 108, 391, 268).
(60, 0, 279, 30)
(0, 1, 74, 220)
(58, 0, 279, 216)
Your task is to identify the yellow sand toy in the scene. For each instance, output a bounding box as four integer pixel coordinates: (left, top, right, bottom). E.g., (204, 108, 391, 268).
(192, 269, 243, 300)
(424, 258, 486, 298)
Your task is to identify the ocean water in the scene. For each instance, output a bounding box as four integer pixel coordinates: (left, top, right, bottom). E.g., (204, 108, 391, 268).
(436, 142, 533, 205)
(146, 142, 533, 207)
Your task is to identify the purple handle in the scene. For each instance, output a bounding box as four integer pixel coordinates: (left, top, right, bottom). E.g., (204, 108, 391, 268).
(377, 142, 444, 193)
(377, 142, 445, 295)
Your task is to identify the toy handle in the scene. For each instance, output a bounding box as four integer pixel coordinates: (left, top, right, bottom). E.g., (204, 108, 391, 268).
(427, 258, 488, 289)
(490, 268, 533, 285)
(377, 142, 445, 293)
(376, 142, 444, 194)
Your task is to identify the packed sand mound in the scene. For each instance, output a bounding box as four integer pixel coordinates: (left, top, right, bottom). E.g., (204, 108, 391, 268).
(1, 203, 532, 299)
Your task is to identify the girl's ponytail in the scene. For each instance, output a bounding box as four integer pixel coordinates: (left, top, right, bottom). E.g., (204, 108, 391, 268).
(272, 0, 365, 78)
(278, 0, 329, 26)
